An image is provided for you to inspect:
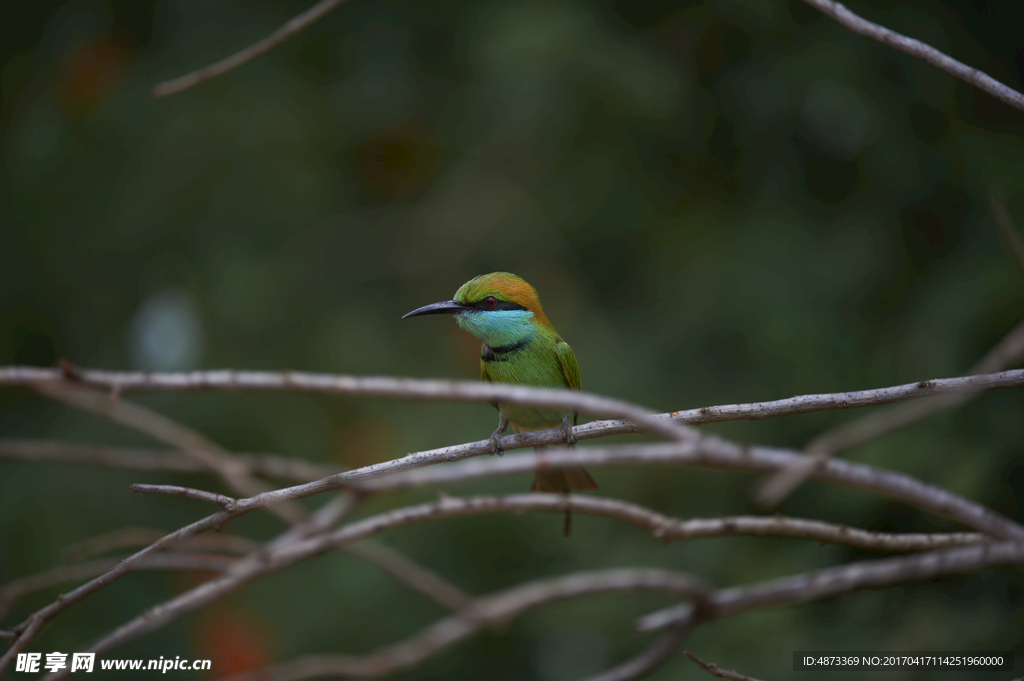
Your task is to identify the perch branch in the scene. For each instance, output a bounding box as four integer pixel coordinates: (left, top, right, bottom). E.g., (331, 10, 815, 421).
(14, 367, 695, 444)
(3, 366, 1022, 441)
(759, 317, 1024, 504)
(6, 369, 1023, 668)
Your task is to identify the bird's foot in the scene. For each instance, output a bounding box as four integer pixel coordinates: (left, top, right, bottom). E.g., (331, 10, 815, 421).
(489, 418, 509, 456)
(561, 417, 577, 447)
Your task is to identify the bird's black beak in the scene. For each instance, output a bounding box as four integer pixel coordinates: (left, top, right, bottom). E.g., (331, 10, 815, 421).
(402, 300, 471, 319)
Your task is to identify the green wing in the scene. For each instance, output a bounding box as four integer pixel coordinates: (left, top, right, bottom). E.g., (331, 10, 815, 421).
(555, 340, 581, 425)
(480, 358, 499, 412)
(555, 340, 581, 391)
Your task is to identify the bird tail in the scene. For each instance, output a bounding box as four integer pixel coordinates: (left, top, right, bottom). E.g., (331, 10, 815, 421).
(531, 453, 597, 537)
(531, 466, 598, 493)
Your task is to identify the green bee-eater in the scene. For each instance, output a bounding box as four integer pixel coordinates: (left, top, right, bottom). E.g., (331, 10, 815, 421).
(403, 272, 598, 499)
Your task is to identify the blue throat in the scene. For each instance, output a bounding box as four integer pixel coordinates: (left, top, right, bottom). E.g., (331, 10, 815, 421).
(456, 309, 535, 347)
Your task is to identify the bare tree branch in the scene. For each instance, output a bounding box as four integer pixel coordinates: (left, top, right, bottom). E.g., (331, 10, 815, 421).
(32, 384, 468, 628)
(990, 187, 1024, 270)
(257, 492, 987, 552)
(0, 475, 400, 665)
(672, 368, 1024, 426)
(581, 626, 691, 681)
(6, 424, 1018, 668)
(6, 367, 1023, 672)
(3, 366, 1021, 443)
(758, 317, 1024, 505)
(0, 615, 43, 673)
(0, 555, 236, 621)
(685, 651, 766, 681)
(36, 384, 305, 524)
(148, 0, 1024, 114)
(14, 367, 695, 445)
(1, 506, 259, 653)
(636, 539, 1024, 632)
(64, 527, 260, 562)
(0, 438, 340, 482)
(130, 483, 238, 509)
(41, 494, 715, 672)
(355, 443, 1024, 540)
(30, 484, 998, 670)
(803, 0, 1024, 113)
(2, 494, 362, 653)
(343, 541, 473, 613)
(152, 0, 352, 97)
(213, 569, 707, 681)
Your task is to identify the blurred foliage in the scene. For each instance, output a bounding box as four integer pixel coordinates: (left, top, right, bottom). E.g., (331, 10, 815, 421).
(2, 0, 1023, 678)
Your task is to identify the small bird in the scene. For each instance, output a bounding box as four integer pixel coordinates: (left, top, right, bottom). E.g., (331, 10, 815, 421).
(403, 272, 597, 528)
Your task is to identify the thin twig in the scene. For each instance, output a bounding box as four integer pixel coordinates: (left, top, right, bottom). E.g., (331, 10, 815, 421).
(990, 187, 1024, 270)
(130, 483, 237, 510)
(31, 384, 467, 626)
(0, 615, 43, 673)
(152, 0, 352, 97)
(36, 384, 304, 523)
(636, 540, 1024, 632)
(1, 488, 392, 661)
(581, 626, 691, 681)
(758, 318, 1024, 505)
(343, 541, 473, 612)
(64, 527, 260, 562)
(802, 0, 1024, 113)
(0, 555, 236, 621)
(685, 651, 766, 681)
(0, 438, 340, 482)
(213, 569, 707, 681)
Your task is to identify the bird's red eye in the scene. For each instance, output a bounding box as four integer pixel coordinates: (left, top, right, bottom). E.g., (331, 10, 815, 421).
(484, 296, 497, 308)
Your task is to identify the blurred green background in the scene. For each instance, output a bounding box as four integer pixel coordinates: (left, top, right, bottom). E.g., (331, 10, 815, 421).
(2, 0, 1023, 678)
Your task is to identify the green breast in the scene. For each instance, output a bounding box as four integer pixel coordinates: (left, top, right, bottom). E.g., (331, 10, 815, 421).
(481, 337, 572, 430)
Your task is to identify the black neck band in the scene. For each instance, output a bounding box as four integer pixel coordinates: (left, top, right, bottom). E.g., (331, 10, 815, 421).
(481, 339, 529, 362)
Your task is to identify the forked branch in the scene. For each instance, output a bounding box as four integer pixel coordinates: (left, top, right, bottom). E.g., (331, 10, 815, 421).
(803, 0, 1024, 112)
